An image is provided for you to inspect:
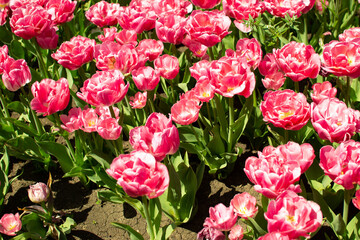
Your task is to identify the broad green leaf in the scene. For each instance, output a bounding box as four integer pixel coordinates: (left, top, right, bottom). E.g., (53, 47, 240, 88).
(87, 150, 112, 169)
(37, 141, 74, 173)
(10, 40, 25, 59)
(111, 222, 144, 240)
(4, 117, 39, 137)
(347, 211, 360, 239)
(7, 101, 25, 114)
(155, 223, 177, 240)
(97, 190, 124, 204)
(59, 217, 76, 234)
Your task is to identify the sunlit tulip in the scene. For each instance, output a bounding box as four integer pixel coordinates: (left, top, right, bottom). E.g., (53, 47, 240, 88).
(230, 192, 258, 219)
(1, 57, 31, 91)
(171, 99, 201, 125)
(85, 1, 122, 27)
(206, 204, 237, 231)
(311, 81, 337, 104)
(0, 213, 22, 236)
(132, 66, 160, 91)
(129, 92, 147, 109)
(45, 0, 76, 25)
(60, 107, 83, 133)
(28, 182, 50, 203)
(96, 117, 122, 140)
(154, 54, 179, 80)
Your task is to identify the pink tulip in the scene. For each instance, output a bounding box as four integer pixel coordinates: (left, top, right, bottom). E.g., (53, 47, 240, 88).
(0, 45, 9, 74)
(261, 74, 286, 90)
(0, 213, 22, 236)
(190, 60, 211, 81)
(206, 203, 237, 231)
(353, 189, 360, 210)
(129, 112, 180, 161)
(191, 0, 221, 9)
(339, 27, 360, 42)
(273, 41, 321, 82)
(52, 35, 95, 70)
(257, 232, 290, 240)
(311, 81, 337, 104)
(45, 0, 76, 25)
(185, 10, 231, 47)
(10, 0, 47, 10)
(311, 98, 358, 142)
(77, 70, 128, 107)
(1, 57, 31, 92)
(115, 29, 138, 46)
(230, 192, 258, 219)
(96, 116, 122, 140)
(114, 44, 141, 74)
(94, 41, 122, 71)
(151, 0, 192, 18)
(129, 91, 147, 109)
(106, 150, 169, 198)
(263, 0, 315, 18)
(260, 90, 310, 130)
(320, 140, 360, 189)
(0, 1, 9, 26)
(226, 38, 263, 70)
(244, 142, 314, 198)
(98, 27, 117, 42)
(117, 6, 157, 34)
(265, 190, 322, 239)
(223, 0, 264, 29)
(193, 79, 215, 102)
(155, 14, 186, 45)
(197, 225, 225, 240)
(182, 35, 208, 58)
(136, 39, 164, 62)
(95, 106, 120, 120)
(321, 40, 360, 78)
(315, 0, 328, 13)
(28, 182, 50, 203)
(30, 78, 70, 116)
(85, 1, 122, 27)
(259, 53, 286, 90)
(171, 99, 202, 125)
(132, 66, 160, 91)
(154, 54, 179, 80)
(210, 56, 256, 98)
(80, 107, 98, 133)
(10, 4, 52, 40)
(229, 225, 244, 240)
(60, 107, 83, 133)
(36, 26, 59, 49)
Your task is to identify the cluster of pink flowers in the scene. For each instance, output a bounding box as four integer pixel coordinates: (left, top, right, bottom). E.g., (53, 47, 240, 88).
(244, 141, 315, 198)
(0, 45, 31, 92)
(198, 192, 258, 240)
(60, 106, 122, 140)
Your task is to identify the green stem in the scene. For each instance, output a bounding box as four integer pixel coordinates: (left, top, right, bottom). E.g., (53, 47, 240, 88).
(147, 90, 156, 113)
(0, 88, 10, 118)
(208, 47, 215, 61)
(109, 105, 123, 154)
(246, 218, 267, 236)
(78, 66, 87, 84)
(346, 76, 351, 107)
(142, 196, 155, 240)
(54, 113, 76, 161)
(170, 79, 176, 103)
(284, 130, 289, 144)
(228, 97, 234, 152)
(294, 81, 299, 93)
(32, 39, 49, 79)
(206, 102, 213, 128)
(343, 187, 356, 225)
(190, 125, 212, 156)
(21, 88, 45, 135)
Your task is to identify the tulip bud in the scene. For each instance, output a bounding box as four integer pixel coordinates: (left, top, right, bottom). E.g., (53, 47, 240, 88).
(28, 182, 50, 203)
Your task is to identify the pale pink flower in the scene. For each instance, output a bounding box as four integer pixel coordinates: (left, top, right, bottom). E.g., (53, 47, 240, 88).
(129, 112, 180, 161)
(206, 204, 237, 231)
(261, 74, 286, 90)
(311, 81, 337, 104)
(244, 142, 314, 198)
(352, 189, 360, 210)
(210, 56, 256, 98)
(321, 40, 360, 78)
(154, 54, 179, 80)
(114, 44, 140, 74)
(189, 60, 211, 81)
(60, 107, 83, 133)
(80, 107, 98, 133)
(45, 0, 76, 25)
(129, 92, 147, 109)
(339, 27, 360, 42)
(132, 66, 160, 91)
(260, 90, 310, 131)
(259, 53, 286, 90)
(273, 41, 321, 82)
(264, 0, 315, 18)
(155, 14, 186, 45)
(77, 70, 129, 107)
(229, 225, 244, 240)
(191, 0, 221, 9)
(106, 150, 169, 198)
(115, 29, 138, 47)
(265, 190, 322, 239)
(171, 99, 202, 125)
(1, 57, 31, 92)
(96, 117, 122, 140)
(185, 10, 231, 47)
(136, 39, 164, 62)
(28, 182, 50, 203)
(30, 78, 70, 116)
(311, 98, 358, 143)
(36, 26, 59, 49)
(320, 140, 360, 189)
(85, 1, 122, 27)
(258, 232, 290, 240)
(232, 38, 262, 69)
(52, 35, 95, 70)
(98, 27, 117, 42)
(94, 41, 122, 71)
(230, 192, 258, 219)
(0, 213, 22, 236)
(10, 4, 52, 40)
(193, 79, 215, 102)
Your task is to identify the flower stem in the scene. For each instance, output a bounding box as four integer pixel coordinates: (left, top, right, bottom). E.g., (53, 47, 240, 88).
(343, 187, 356, 225)
(228, 97, 234, 152)
(142, 196, 155, 240)
(346, 76, 351, 107)
(32, 39, 49, 79)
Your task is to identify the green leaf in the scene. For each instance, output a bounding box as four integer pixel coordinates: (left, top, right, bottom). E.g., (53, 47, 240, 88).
(66, 68, 74, 88)
(231, 95, 253, 144)
(7, 101, 25, 114)
(97, 190, 124, 204)
(4, 117, 39, 137)
(87, 150, 112, 169)
(59, 217, 76, 234)
(207, 126, 225, 155)
(0, 27, 12, 44)
(149, 198, 162, 233)
(333, 214, 346, 237)
(9, 232, 34, 240)
(37, 141, 75, 173)
(155, 223, 177, 240)
(10, 40, 25, 59)
(111, 222, 144, 240)
(347, 211, 360, 239)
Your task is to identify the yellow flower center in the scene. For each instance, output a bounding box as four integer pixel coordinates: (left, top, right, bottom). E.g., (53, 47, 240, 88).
(279, 110, 295, 120)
